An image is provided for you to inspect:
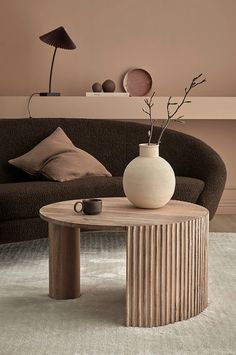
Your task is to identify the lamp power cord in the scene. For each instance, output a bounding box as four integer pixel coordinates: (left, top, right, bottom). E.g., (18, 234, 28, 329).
(27, 93, 40, 119)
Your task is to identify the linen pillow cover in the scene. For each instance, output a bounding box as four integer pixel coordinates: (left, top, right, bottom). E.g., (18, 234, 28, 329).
(9, 127, 111, 182)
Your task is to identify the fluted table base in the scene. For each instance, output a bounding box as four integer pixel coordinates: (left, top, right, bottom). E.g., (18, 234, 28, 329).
(40, 198, 209, 327)
(126, 218, 208, 327)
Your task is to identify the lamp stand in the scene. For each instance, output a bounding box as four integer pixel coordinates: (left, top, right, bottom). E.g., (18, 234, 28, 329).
(40, 47, 60, 96)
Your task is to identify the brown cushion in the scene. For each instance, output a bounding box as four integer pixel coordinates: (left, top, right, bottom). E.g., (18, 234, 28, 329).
(41, 149, 111, 182)
(8, 127, 111, 181)
(8, 127, 75, 175)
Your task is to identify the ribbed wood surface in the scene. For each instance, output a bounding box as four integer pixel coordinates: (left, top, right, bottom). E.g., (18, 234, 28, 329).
(40, 198, 209, 326)
(126, 216, 208, 327)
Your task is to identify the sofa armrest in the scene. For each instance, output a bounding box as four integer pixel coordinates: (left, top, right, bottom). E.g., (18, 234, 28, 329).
(123, 121, 226, 219)
(160, 127, 227, 219)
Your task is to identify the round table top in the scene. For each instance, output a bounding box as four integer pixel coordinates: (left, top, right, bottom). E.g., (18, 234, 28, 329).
(39, 197, 209, 230)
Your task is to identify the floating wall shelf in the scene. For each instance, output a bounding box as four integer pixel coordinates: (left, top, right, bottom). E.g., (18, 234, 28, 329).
(0, 96, 236, 120)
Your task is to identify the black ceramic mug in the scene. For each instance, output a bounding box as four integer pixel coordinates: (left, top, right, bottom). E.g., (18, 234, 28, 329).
(73, 198, 102, 215)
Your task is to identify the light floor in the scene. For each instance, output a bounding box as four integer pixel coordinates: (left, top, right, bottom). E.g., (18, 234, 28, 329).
(210, 214, 236, 232)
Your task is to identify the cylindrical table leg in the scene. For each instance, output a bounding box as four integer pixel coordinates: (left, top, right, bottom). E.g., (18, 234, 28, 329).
(49, 223, 80, 300)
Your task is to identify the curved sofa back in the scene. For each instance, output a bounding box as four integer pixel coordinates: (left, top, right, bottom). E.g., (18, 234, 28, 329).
(0, 118, 132, 183)
(0, 118, 227, 219)
(0, 118, 226, 187)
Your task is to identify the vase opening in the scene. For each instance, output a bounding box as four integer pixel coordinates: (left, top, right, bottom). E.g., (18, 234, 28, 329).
(139, 143, 159, 158)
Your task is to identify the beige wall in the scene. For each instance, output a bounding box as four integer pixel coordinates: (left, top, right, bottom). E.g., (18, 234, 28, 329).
(1, 0, 236, 96)
(0, 1, 235, 213)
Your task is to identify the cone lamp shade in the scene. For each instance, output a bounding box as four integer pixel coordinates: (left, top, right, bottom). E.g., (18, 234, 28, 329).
(39, 26, 76, 96)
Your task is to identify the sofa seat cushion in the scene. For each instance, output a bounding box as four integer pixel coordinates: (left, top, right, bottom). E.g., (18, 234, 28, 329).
(0, 176, 205, 222)
(0, 177, 123, 221)
(173, 176, 205, 203)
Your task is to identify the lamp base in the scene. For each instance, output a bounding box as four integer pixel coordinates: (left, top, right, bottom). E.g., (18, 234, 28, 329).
(40, 92, 61, 96)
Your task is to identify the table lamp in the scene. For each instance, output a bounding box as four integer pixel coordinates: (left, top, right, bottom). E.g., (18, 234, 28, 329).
(39, 26, 76, 96)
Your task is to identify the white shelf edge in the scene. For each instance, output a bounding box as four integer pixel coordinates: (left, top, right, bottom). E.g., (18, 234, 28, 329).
(0, 96, 235, 120)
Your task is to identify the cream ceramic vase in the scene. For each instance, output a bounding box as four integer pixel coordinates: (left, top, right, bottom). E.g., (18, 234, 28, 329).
(123, 144, 176, 208)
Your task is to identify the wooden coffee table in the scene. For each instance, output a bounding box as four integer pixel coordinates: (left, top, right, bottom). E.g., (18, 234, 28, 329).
(40, 197, 209, 327)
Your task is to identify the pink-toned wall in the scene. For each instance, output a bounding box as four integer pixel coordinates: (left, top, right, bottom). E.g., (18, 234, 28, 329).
(1, 1, 236, 213)
(1, 0, 236, 96)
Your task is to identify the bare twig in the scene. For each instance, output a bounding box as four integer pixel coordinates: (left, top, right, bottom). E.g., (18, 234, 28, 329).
(142, 91, 156, 144)
(142, 74, 206, 146)
(156, 74, 206, 145)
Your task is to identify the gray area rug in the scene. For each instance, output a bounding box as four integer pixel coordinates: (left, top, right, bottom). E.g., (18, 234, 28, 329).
(0, 232, 235, 355)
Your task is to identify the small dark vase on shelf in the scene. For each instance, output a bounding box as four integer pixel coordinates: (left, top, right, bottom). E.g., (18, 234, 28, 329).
(102, 79, 116, 92)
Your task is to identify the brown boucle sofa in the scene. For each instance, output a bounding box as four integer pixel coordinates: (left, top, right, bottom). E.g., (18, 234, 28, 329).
(0, 118, 226, 243)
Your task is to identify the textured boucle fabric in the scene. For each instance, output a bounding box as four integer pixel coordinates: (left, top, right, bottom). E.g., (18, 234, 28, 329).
(0, 118, 126, 182)
(0, 177, 124, 221)
(124, 121, 226, 219)
(0, 218, 47, 244)
(0, 118, 226, 243)
(0, 176, 204, 222)
(0, 176, 204, 243)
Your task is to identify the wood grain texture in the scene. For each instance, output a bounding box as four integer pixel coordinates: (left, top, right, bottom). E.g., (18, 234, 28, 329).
(40, 198, 209, 326)
(126, 216, 208, 327)
(40, 198, 208, 230)
(49, 223, 80, 300)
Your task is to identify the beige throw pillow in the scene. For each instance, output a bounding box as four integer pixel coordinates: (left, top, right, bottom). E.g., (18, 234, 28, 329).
(9, 127, 76, 175)
(9, 127, 111, 181)
(41, 149, 111, 182)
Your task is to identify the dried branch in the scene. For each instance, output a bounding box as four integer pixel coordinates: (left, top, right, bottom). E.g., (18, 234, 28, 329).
(156, 74, 206, 145)
(142, 74, 206, 146)
(142, 91, 156, 144)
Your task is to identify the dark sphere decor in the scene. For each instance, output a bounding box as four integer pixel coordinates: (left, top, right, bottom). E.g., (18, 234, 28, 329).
(102, 79, 116, 92)
(92, 82, 102, 92)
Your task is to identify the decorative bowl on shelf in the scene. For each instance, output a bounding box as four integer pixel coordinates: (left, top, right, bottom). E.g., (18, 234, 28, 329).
(123, 68, 152, 96)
